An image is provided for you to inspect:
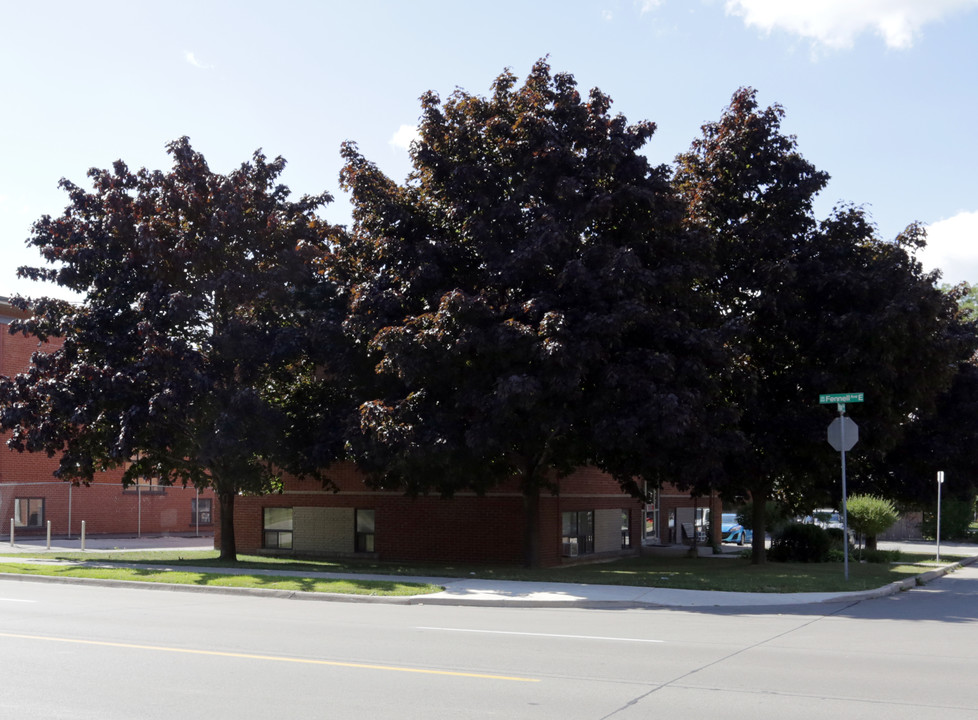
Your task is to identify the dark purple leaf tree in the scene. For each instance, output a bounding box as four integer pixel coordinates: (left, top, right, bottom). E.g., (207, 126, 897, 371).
(0, 138, 347, 560)
(340, 60, 730, 567)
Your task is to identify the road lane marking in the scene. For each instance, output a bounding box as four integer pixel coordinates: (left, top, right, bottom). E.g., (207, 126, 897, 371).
(0, 598, 36, 603)
(417, 627, 664, 643)
(0, 631, 539, 682)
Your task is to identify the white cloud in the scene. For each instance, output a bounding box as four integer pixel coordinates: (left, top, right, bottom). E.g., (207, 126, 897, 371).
(184, 51, 213, 69)
(919, 210, 978, 286)
(389, 124, 420, 151)
(725, 0, 978, 50)
(637, 0, 662, 14)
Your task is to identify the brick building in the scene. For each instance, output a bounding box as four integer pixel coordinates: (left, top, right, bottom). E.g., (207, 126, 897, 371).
(2, 296, 719, 560)
(224, 463, 722, 567)
(0, 296, 214, 540)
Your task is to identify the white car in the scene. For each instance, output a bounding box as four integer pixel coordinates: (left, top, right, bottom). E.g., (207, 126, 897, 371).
(809, 509, 843, 530)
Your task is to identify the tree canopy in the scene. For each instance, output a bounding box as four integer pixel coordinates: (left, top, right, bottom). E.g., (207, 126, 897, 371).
(3, 68, 973, 569)
(675, 88, 973, 562)
(0, 138, 347, 560)
(340, 59, 730, 566)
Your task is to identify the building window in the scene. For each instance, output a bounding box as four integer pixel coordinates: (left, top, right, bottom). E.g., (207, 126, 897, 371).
(263, 508, 293, 549)
(644, 482, 659, 544)
(191, 498, 212, 525)
(355, 509, 375, 552)
(621, 510, 631, 549)
(14, 498, 44, 528)
(123, 476, 166, 494)
(561, 510, 594, 557)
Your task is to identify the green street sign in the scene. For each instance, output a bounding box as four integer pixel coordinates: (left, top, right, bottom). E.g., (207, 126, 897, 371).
(819, 392, 864, 404)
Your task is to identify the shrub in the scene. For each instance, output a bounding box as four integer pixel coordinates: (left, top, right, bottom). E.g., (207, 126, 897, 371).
(921, 498, 976, 541)
(769, 522, 831, 563)
(825, 527, 850, 552)
(827, 548, 851, 563)
(861, 548, 901, 564)
(846, 495, 898, 550)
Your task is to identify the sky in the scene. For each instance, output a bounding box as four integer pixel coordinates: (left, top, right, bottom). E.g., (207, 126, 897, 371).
(2, 0, 977, 301)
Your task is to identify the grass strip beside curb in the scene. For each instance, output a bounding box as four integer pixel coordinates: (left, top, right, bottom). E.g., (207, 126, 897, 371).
(0, 562, 442, 597)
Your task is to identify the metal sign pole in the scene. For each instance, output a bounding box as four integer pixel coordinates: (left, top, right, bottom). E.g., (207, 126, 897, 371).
(937, 471, 944, 561)
(821, 393, 862, 582)
(839, 403, 849, 581)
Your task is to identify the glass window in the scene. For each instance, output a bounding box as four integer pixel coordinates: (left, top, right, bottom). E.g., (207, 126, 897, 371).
(561, 510, 594, 557)
(621, 510, 631, 549)
(123, 476, 165, 494)
(14, 498, 44, 528)
(191, 498, 212, 525)
(644, 482, 658, 543)
(263, 507, 293, 549)
(355, 509, 375, 553)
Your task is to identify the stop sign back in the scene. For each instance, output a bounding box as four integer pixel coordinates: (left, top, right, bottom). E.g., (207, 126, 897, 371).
(827, 416, 858, 452)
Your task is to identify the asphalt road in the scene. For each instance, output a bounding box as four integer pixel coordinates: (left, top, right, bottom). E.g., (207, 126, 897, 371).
(1, 566, 977, 719)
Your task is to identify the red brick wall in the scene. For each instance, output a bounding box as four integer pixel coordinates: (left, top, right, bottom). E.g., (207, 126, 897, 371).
(226, 464, 651, 566)
(0, 480, 213, 537)
(0, 305, 215, 538)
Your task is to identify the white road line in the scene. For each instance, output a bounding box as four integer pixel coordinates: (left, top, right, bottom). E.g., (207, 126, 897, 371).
(417, 627, 663, 643)
(0, 598, 36, 603)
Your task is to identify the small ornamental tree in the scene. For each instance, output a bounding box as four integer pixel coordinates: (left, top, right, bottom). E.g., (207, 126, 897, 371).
(846, 494, 898, 550)
(0, 138, 346, 560)
(341, 60, 729, 567)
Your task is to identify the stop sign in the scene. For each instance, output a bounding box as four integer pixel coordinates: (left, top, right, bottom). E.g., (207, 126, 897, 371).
(827, 416, 858, 452)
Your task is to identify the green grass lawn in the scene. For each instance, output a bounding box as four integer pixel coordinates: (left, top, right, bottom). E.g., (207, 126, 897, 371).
(0, 560, 441, 596)
(0, 549, 967, 594)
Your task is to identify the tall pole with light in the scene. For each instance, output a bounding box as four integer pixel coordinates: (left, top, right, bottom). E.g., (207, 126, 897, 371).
(936, 471, 944, 562)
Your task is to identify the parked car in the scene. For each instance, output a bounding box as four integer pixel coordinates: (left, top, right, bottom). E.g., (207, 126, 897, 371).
(721, 512, 753, 545)
(808, 509, 843, 530)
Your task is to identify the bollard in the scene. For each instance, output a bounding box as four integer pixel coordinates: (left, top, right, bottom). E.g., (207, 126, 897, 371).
(81, 520, 86, 551)
(47, 520, 51, 550)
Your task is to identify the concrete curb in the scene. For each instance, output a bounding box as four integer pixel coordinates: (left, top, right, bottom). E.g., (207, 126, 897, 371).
(0, 572, 423, 604)
(914, 552, 978, 584)
(3, 554, 975, 608)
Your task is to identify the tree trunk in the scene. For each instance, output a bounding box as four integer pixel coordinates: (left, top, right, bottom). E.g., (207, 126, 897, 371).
(218, 487, 237, 562)
(522, 484, 541, 569)
(750, 486, 768, 565)
(865, 534, 878, 551)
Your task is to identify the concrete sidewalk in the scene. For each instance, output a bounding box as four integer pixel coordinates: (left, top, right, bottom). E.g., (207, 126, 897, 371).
(2, 535, 976, 609)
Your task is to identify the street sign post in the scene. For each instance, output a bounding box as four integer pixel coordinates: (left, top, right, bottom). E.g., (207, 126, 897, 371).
(827, 416, 858, 452)
(937, 471, 945, 561)
(820, 392, 864, 581)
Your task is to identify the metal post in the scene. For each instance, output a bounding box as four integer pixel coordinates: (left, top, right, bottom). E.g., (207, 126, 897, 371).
(9, 518, 13, 547)
(937, 471, 944, 561)
(46, 520, 51, 550)
(137, 482, 142, 538)
(67, 482, 73, 540)
(81, 520, 86, 551)
(195, 486, 200, 538)
(838, 404, 849, 581)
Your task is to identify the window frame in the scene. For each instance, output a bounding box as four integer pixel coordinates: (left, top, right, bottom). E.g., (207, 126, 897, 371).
(13, 498, 45, 528)
(191, 498, 213, 526)
(561, 510, 594, 557)
(355, 508, 375, 553)
(262, 507, 293, 550)
(122, 476, 167, 495)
